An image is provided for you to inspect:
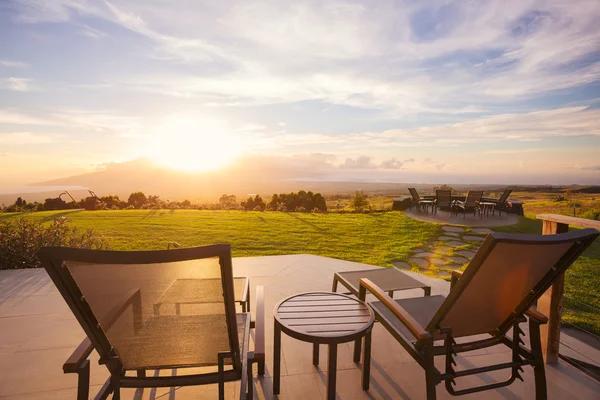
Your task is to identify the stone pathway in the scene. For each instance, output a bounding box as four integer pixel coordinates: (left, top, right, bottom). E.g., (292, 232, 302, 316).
(394, 225, 493, 279)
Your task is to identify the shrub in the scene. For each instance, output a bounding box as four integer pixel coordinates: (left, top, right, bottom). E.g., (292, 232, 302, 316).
(351, 190, 370, 212)
(0, 217, 108, 270)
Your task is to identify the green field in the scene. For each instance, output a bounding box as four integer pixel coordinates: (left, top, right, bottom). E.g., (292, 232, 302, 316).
(1, 208, 598, 334)
(0, 209, 440, 267)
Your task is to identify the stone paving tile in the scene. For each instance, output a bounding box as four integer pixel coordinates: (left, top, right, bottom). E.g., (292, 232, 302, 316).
(463, 235, 484, 242)
(414, 252, 435, 258)
(446, 240, 468, 247)
(441, 225, 465, 233)
(456, 250, 477, 258)
(443, 232, 461, 237)
(471, 228, 494, 234)
(438, 235, 459, 241)
(429, 258, 445, 266)
(392, 261, 411, 270)
(447, 256, 468, 264)
(432, 247, 453, 255)
(408, 258, 428, 267)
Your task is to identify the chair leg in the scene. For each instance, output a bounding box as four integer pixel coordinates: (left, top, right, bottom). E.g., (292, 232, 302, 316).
(423, 342, 437, 400)
(111, 373, 121, 400)
(362, 330, 372, 391)
(76, 360, 90, 400)
(529, 319, 548, 400)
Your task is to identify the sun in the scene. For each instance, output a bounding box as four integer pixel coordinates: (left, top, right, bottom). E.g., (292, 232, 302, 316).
(152, 115, 240, 172)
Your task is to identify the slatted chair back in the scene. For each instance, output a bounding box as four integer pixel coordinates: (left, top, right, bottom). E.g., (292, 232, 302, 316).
(464, 191, 484, 207)
(436, 190, 452, 208)
(38, 245, 241, 374)
(408, 188, 421, 202)
(426, 229, 599, 339)
(497, 189, 512, 204)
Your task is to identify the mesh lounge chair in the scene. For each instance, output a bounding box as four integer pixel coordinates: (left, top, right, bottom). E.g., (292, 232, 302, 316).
(357, 229, 599, 399)
(434, 190, 452, 214)
(453, 190, 484, 219)
(38, 244, 265, 400)
(408, 188, 435, 213)
(494, 189, 513, 216)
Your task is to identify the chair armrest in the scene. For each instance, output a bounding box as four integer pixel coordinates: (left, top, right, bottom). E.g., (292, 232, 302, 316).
(526, 307, 548, 324)
(359, 278, 431, 341)
(450, 270, 463, 289)
(254, 286, 265, 358)
(63, 337, 94, 373)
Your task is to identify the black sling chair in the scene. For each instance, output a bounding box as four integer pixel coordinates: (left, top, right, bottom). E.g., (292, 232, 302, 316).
(357, 229, 599, 399)
(38, 244, 265, 400)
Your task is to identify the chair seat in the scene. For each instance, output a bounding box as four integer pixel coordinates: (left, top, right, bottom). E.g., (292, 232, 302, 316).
(113, 313, 248, 370)
(370, 295, 446, 341)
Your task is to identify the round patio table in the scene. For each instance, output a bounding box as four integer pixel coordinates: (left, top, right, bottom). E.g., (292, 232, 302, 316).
(273, 292, 375, 400)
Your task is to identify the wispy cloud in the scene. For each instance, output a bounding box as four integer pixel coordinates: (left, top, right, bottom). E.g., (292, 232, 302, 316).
(0, 132, 54, 145)
(10, 0, 600, 115)
(0, 77, 40, 92)
(0, 60, 30, 68)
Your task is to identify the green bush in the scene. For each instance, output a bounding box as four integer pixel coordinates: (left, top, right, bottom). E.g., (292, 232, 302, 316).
(0, 217, 108, 270)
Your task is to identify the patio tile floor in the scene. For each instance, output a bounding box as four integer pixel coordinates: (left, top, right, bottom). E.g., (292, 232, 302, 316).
(1, 254, 599, 399)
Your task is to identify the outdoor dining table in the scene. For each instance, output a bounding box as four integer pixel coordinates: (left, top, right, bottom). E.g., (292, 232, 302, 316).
(273, 291, 375, 400)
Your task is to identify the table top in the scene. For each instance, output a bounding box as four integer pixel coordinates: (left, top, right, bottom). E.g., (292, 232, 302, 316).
(274, 292, 374, 342)
(335, 268, 429, 296)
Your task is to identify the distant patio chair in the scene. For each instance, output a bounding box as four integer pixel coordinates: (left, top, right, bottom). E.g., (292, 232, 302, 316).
(357, 228, 599, 400)
(408, 188, 435, 213)
(494, 189, 513, 216)
(453, 190, 484, 219)
(37, 244, 265, 400)
(434, 190, 452, 213)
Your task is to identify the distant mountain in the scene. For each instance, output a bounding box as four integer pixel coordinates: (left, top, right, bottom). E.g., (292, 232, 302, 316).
(29, 157, 410, 202)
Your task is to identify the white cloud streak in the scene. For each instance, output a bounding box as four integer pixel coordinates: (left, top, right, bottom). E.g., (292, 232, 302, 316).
(9, 0, 600, 115)
(0, 60, 30, 68)
(0, 77, 39, 92)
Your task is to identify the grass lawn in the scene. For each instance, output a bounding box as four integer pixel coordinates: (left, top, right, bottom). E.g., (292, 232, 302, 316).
(2, 208, 597, 335)
(0, 209, 440, 268)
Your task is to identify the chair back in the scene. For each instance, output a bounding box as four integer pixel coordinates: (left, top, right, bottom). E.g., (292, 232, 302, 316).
(38, 244, 241, 373)
(464, 191, 484, 207)
(408, 188, 421, 202)
(426, 229, 599, 338)
(497, 189, 512, 204)
(436, 190, 452, 207)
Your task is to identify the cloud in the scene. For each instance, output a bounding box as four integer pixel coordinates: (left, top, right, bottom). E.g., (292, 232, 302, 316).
(380, 158, 414, 169)
(575, 164, 600, 171)
(0, 77, 39, 92)
(0, 132, 54, 145)
(340, 156, 377, 169)
(10, 0, 600, 115)
(0, 60, 29, 68)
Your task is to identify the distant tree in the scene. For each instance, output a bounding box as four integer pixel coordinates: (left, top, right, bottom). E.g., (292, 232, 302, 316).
(43, 197, 69, 211)
(80, 196, 102, 211)
(100, 195, 127, 209)
(128, 192, 147, 209)
(146, 195, 163, 209)
(15, 197, 26, 208)
(241, 195, 265, 211)
(351, 190, 370, 212)
(181, 199, 192, 209)
(219, 194, 238, 210)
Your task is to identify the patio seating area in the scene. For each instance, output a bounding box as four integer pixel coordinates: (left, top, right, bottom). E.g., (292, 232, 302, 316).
(2, 253, 599, 399)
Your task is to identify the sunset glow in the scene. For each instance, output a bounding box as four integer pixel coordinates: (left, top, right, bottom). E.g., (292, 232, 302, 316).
(153, 116, 240, 172)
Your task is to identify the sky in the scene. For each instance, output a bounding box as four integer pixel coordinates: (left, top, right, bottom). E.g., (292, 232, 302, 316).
(1, 0, 599, 189)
